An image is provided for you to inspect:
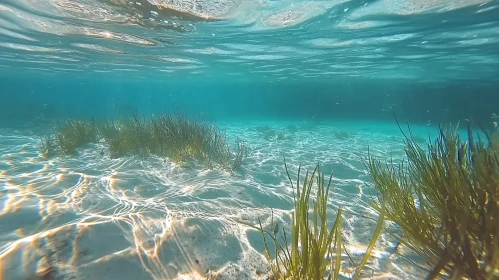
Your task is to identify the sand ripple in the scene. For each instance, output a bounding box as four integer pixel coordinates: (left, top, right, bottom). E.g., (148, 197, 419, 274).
(0, 121, 433, 279)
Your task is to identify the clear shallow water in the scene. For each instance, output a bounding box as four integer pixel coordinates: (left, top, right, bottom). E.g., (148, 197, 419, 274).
(1, 0, 498, 279)
(0, 120, 436, 279)
(0, 0, 498, 83)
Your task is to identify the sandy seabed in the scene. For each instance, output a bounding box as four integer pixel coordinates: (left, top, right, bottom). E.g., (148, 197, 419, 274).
(0, 120, 433, 280)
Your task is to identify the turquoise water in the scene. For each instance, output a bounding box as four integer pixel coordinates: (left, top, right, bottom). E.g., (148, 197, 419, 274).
(1, 1, 499, 279)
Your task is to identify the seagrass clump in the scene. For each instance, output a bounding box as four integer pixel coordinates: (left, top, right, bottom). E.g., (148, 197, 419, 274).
(145, 112, 239, 167)
(54, 118, 98, 156)
(39, 135, 57, 159)
(366, 122, 499, 280)
(38, 112, 247, 170)
(95, 120, 120, 143)
(231, 138, 248, 170)
(107, 111, 152, 158)
(149, 113, 223, 165)
(241, 160, 384, 280)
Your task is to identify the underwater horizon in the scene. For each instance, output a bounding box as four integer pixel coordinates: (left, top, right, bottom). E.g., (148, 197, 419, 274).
(1, 1, 499, 279)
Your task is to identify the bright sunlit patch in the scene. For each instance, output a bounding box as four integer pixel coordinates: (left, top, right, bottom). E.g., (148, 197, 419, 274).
(55, 173, 64, 182)
(0, 122, 440, 279)
(102, 31, 112, 38)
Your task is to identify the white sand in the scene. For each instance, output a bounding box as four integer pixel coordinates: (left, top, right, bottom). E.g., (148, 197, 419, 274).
(0, 120, 434, 280)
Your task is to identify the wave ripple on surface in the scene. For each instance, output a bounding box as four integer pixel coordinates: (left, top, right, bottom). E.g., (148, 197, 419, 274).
(0, 0, 498, 82)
